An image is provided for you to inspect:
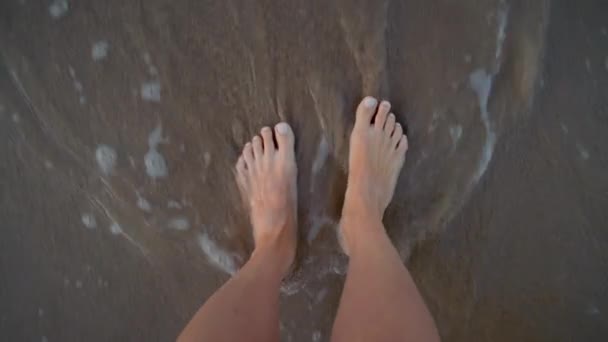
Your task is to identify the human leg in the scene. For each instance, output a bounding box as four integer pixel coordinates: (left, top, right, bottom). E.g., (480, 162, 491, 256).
(178, 123, 297, 342)
(331, 97, 440, 342)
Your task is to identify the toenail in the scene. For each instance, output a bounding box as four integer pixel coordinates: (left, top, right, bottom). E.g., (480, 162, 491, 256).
(381, 101, 390, 107)
(276, 122, 289, 135)
(363, 97, 377, 108)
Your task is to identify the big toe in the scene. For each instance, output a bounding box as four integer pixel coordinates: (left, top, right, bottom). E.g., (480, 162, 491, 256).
(355, 96, 378, 128)
(275, 122, 295, 155)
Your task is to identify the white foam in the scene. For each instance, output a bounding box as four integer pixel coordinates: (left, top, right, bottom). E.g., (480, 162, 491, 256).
(203, 152, 212, 167)
(143, 52, 152, 65)
(475, 130, 497, 183)
(128, 156, 137, 169)
(469, 68, 497, 184)
(311, 136, 330, 177)
(48, 0, 68, 19)
(73, 81, 83, 92)
(144, 149, 168, 178)
(147, 124, 163, 147)
(71, 72, 86, 104)
(494, 6, 509, 61)
(168, 217, 190, 231)
(167, 200, 182, 209)
(469, 69, 492, 115)
(142, 53, 158, 76)
(449, 125, 463, 145)
(312, 331, 321, 342)
(95, 144, 117, 175)
(109, 222, 123, 235)
(92, 40, 110, 61)
(585, 303, 600, 316)
(327, 256, 347, 275)
(141, 81, 161, 102)
(197, 233, 237, 275)
(81, 213, 97, 229)
(310, 136, 330, 195)
(136, 195, 152, 212)
(576, 143, 590, 160)
(144, 125, 168, 178)
(314, 287, 329, 304)
(307, 216, 334, 244)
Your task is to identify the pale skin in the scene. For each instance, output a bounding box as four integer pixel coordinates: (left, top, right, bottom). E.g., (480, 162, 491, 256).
(177, 97, 440, 342)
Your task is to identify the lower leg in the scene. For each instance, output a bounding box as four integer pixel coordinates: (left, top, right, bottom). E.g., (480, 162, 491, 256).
(178, 123, 298, 342)
(331, 97, 439, 342)
(177, 246, 285, 342)
(333, 217, 439, 342)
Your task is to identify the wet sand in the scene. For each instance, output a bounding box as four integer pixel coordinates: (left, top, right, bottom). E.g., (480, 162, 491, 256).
(1, 0, 607, 341)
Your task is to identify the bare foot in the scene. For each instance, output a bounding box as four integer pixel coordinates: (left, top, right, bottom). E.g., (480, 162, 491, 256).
(340, 96, 408, 253)
(235, 122, 298, 275)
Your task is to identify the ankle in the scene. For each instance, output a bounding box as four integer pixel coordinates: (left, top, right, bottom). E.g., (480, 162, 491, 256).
(339, 216, 387, 255)
(251, 235, 294, 276)
(341, 191, 383, 225)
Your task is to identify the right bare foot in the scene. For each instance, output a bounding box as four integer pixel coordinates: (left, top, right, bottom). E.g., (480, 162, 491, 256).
(340, 96, 408, 252)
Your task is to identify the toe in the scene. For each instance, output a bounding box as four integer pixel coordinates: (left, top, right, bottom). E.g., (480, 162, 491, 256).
(396, 134, 409, 154)
(260, 126, 275, 155)
(385, 113, 396, 135)
(355, 96, 378, 128)
(275, 122, 295, 153)
(374, 100, 391, 129)
(391, 123, 403, 148)
(235, 156, 249, 188)
(236, 155, 247, 173)
(243, 143, 255, 168)
(252, 135, 263, 159)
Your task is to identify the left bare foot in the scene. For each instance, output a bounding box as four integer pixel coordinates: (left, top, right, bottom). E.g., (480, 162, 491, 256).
(235, 123, 298, 276)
